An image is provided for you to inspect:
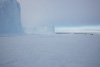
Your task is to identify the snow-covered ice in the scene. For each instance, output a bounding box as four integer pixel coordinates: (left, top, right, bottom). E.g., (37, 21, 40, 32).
(0, 34, 100, 67)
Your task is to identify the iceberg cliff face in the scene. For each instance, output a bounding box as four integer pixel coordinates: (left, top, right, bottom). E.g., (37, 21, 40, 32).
(24, 25, 55, 35)
(0, 0, 23, 34)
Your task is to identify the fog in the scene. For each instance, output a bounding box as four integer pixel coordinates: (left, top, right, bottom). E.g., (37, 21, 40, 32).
(0, 0, 100, 67)
(17, 0, 100, 27)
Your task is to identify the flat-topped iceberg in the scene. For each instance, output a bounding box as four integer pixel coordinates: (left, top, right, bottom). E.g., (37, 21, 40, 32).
(24, 25, 55, 35)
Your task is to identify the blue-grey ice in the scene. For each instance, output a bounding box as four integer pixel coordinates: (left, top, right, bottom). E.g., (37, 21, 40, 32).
(0, 0, 23, 34)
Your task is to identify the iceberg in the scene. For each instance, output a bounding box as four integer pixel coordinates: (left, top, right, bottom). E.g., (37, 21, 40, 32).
(0, 0, 23, 34)
(24, 25, 55, 35)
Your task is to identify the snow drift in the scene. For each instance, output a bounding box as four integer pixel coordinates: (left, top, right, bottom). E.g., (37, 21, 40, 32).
(0, 34, 100, 67)
(0, 0, 23, 34)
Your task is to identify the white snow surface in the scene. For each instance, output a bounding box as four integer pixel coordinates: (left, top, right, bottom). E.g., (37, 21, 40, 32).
(0, 34, 100, 67)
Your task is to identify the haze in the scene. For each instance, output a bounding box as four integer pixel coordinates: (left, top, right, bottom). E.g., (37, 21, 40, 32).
(17, 0, 100, 27)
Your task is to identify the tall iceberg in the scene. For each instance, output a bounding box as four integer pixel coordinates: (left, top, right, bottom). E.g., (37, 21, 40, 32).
(0, 0, 23, 34)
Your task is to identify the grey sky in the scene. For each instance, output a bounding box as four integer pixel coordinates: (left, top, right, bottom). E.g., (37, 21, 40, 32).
(17, 0, 100, 27)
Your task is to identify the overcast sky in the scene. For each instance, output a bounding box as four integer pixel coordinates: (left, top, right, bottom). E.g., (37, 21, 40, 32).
(17, 0, 100, 27)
